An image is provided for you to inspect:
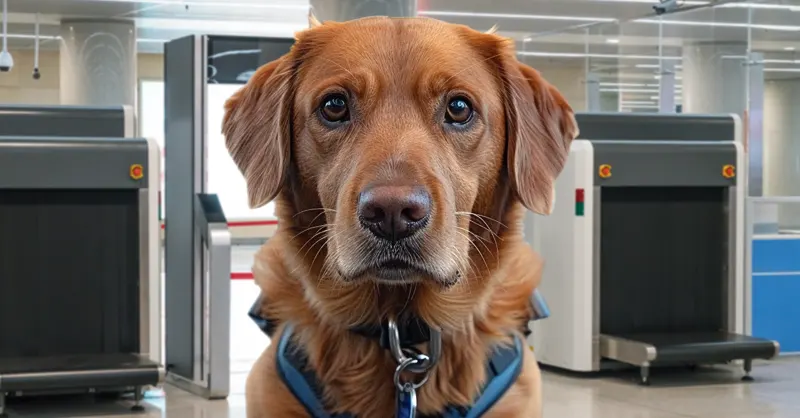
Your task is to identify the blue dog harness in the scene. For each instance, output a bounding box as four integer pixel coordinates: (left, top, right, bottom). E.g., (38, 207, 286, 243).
(249, 293, 548, 418)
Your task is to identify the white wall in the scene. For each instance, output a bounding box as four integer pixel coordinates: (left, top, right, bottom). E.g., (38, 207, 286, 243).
(538, 65, 587, 111)
(0, 50, 164, 104)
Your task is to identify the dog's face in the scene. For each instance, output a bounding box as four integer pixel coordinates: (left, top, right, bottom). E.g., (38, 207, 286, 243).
(224, 17, 576, 290)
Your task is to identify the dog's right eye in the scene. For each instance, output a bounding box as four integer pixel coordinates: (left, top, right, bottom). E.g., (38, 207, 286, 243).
(319, 94, 350, 124)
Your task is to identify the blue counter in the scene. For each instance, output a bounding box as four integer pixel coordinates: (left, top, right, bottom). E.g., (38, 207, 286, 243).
(752, 235, 800, 354)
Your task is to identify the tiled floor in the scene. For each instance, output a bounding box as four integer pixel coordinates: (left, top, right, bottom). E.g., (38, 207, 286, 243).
(4, 246, 800, 417)
(6, 358, 800, 417)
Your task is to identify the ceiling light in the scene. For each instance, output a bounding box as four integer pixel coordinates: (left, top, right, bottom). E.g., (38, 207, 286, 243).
(764, 68, 800, 73)
(719, 2, 800, 11)
(602, 88, 660, 93)
(620, 100, 658, 105)
(593, 0, 707, 4)
(601, 82, 657, 87)
(606, 38, 620, 44)
(79, 0, 308, 10)
(785, 47, 796, 51)
(518, 51, 682, 61)
(636, 63, 684, 69)
(762, 59, 800, 64)
(135, 18, 305, 38)
(636, 18, 800, 32)
(419, 10, 616, 23)
(4, 33, 60, 40)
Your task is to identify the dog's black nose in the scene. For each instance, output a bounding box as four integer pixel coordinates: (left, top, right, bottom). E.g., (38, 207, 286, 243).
(357, 185, 431, 241)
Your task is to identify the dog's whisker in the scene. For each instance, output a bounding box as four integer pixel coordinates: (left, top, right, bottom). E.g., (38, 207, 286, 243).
(294, 225, 333, 258)
(307, 209, 336, 227)
(288, 225, 335, 278)
(454, 212, 504, 253)
(293, 207, 337, 218)
(455, 211, 507, 231)
(310, 231, 341, 278)
(456, 227, 491, 275)
(289, 223, 331, 242)
(462, 226, 497, 265)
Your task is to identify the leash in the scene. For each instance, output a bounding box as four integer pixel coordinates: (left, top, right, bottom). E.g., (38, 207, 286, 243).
(387, 316, 442, 418)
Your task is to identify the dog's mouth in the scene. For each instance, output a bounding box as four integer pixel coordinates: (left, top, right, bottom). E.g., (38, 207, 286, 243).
(346, 257, 429, 284)
(339, 242, 449, 285)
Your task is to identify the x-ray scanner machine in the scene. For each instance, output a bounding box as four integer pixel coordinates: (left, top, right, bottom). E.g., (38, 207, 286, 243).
(529, 113, 779, 385)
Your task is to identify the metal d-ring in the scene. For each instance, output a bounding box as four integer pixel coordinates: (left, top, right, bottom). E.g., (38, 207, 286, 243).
(393, 356, 430, 392)
(387, 316, 442, 374)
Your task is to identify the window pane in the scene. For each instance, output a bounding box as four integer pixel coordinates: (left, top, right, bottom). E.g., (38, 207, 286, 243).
(207, 84, 276, 219)
(138, 80, 275, 220)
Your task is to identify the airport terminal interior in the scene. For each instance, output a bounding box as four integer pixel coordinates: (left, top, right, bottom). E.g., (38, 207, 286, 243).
(0, 0, 799, 417)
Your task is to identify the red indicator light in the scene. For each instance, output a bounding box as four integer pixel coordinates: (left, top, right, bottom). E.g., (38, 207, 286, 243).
(575, 188, 585, 203)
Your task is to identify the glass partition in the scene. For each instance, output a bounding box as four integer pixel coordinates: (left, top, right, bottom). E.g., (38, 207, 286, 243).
(205, 83, 276, 220)
(749, 1, 800, 201)
(140, 80, 278, 221)
(144, 35, 292, 222)
(139, 80, 166, 217)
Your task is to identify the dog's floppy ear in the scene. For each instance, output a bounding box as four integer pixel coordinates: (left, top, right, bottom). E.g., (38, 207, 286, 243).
(222, 55, 294, 209)
(502, 58, 578, 215)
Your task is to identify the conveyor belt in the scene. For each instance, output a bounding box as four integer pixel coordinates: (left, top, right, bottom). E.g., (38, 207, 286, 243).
(600, 332, 779, 385)
(0, 353, 164, 393)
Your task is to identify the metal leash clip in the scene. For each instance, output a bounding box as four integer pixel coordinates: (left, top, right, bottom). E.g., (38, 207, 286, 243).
(388, 316, 442, 418)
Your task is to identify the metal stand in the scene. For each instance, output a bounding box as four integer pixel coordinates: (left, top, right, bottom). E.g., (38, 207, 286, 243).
(639, 365, 651, 386)
(742, 359, 754, 382)
(131, 386, 145, 412)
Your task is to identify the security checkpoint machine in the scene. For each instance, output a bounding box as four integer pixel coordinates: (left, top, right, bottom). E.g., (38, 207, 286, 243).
(0, 106, 165, 414)
(529, 113, 779, 385)
(162, 34, 290, 399)
(0, 137, 163, 413)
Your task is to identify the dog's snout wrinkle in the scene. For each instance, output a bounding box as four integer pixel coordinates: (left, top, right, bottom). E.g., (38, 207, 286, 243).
(357, 184, 431, 242)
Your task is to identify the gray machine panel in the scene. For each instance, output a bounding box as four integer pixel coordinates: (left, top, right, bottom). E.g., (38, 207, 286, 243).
(0, 105, 129, 137)
(0, 137, 149, 189)
(592, 141, 737, 187)
(164, 35, 202, 380)
(576, 113, 736, 142)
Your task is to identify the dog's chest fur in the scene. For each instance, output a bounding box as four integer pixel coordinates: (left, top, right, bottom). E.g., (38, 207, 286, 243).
(252, 227, 539, 417)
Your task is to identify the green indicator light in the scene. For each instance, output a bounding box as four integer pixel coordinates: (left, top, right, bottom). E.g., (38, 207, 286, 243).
(576, 202, 584, 216)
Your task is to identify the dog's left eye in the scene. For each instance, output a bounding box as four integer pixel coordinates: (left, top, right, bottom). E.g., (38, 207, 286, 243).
(319, 94, 350, 124)
(445, 97, 473, 126)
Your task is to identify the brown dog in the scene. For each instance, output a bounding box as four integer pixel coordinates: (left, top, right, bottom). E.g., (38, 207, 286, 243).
(223, 16, 577, 418)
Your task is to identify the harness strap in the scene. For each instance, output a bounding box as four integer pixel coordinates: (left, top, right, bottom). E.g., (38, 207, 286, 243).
(276, 324, 355, 418)
(274, 321, 524, 418)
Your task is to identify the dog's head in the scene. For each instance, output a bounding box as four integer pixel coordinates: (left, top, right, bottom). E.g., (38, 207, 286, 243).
(224, 17, 576, 319)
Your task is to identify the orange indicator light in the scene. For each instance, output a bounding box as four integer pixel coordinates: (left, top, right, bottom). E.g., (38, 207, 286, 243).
(722, 164, 735, 179)
(130, 164, 144, 180)
(599, 164, 612, 179)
